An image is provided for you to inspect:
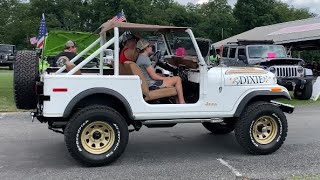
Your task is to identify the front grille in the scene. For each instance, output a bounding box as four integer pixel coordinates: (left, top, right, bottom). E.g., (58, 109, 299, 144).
(275, 66, 299, 77)
(0, 54, 4, 60)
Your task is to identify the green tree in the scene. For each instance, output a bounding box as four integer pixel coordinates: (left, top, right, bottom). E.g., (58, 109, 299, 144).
(197, 0, 236, 42)
(0, 0, 38, 49)
(272, 1, 314, 23)
(233, 0, 277, 33)
(233, 0, 314, 33)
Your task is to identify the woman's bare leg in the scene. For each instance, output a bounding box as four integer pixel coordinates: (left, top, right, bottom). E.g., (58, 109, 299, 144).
(163, 76, 185, 104)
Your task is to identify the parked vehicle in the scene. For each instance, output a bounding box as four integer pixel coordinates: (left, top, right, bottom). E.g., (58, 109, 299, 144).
(219, 40, 313, 100)
(14, 22, 294, 167)
(0, 44, 16, 70)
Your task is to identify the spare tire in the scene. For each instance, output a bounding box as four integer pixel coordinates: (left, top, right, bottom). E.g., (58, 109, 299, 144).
(14, 50, 39, 109)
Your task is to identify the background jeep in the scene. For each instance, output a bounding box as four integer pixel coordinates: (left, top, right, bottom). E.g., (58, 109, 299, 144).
(219, 40, 313, 100)
(0, 44, 16, 70)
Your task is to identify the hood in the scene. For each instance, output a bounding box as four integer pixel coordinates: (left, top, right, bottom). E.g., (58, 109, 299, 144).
(260, 58, 304, 66)
(223, 67, 277, 86)
(254, 58, 304, 66)
(0, 52, 12, 56)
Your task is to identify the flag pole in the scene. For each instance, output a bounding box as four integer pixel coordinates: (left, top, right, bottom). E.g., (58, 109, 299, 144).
(40, 13, 46, 73)
(41, 13, 46, 59)
(122, 9, 127, 23)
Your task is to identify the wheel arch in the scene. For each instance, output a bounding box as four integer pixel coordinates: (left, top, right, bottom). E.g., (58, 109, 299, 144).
(234, 91, 291, 117)
(63, 88, 133, 122)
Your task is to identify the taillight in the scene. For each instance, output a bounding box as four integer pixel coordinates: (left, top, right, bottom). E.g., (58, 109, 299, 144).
(53, 88, 68, 92)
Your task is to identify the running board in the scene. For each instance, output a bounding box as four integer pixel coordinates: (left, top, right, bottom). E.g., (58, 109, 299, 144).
(142, 118, 224, 125)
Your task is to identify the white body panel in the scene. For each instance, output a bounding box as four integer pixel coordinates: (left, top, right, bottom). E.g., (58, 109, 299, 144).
(42, 67, 288, 120)
(42, 27, 290, 121)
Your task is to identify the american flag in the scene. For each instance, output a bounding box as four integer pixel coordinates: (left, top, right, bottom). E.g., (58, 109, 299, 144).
(36, 14, 47, 49)
(111, 10, 127, 22)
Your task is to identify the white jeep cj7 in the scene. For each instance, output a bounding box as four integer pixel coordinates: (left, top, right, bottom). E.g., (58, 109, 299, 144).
(14, 21, 294, 167)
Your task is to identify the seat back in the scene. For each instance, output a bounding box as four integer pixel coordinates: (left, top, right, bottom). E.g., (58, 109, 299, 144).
(109, 61, 127, 75)
(124, 61, 150, 98)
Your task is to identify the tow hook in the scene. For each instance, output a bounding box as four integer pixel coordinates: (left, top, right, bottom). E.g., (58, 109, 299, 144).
(292, 82, 296, 91)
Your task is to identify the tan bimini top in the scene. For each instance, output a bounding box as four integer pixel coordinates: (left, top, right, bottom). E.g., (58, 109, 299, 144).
(99, 21, 189, 34)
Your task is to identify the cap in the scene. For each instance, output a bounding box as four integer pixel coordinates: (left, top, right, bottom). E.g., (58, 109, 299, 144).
(136, 39, 150, 50)
(65, 40, 76, 49)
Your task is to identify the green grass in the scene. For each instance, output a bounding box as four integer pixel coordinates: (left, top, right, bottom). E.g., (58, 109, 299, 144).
(278, 92, 320, 106)
(0, 70, 17, 112)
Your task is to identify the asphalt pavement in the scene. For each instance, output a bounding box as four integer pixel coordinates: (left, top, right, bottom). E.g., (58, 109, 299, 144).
(0, 105, 319, 180)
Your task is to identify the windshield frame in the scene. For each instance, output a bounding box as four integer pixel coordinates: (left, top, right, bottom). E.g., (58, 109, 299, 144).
(246, 45, 287, 59)
(164, 34, 211, 58)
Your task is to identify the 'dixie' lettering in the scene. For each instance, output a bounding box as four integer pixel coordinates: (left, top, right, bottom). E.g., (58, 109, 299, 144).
(235, 76, 266, 85)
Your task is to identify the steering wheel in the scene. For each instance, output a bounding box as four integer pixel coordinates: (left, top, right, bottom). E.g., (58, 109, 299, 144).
(152, 50, 162, 68)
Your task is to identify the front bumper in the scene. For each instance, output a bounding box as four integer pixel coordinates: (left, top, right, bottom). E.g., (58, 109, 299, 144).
(277, 76, 313, 90)
(0, 59, 13, 65)
(271, 101, 294, 114)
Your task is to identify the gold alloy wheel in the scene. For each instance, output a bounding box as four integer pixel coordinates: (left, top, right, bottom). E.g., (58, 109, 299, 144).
(81, 121, 115, 155)
(252, 116, 278, 145)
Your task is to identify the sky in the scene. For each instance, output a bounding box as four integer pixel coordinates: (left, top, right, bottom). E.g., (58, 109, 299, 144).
(176, 0, 320, 14)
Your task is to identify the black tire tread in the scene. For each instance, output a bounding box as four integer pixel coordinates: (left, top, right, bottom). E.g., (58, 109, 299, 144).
(14, 50, 39, 109)
(9, 63, 14, 70)
(235, 101, 288, 155)
(294, 81, 313, 100)
(64, 105, 129, 167)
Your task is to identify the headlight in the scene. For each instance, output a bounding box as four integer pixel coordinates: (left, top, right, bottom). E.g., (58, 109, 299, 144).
(4, 55, 8, 60)
(269, 67, 276, 73)
(297, 66, 303, 73)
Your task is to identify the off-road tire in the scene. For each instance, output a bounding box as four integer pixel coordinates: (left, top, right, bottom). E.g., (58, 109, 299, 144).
(294, 81, 313, 100)
(9, 63, 14, 70)
(64, 105, 129, 167)
(202, 119, 235, 134)
(14, 50, 39, 109)
(234, 101, 288, 155)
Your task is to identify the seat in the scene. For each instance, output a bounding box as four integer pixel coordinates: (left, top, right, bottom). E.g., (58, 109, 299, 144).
(124, 61, 177, 101)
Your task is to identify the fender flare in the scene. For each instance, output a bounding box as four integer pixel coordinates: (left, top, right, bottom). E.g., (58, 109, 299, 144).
(63, 88, 133, 119)
(234, 91, 291, 117)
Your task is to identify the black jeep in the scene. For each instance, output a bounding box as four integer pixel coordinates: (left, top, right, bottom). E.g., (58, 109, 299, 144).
(219, 40, 313, 100)
(0, 44, 16, 70)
